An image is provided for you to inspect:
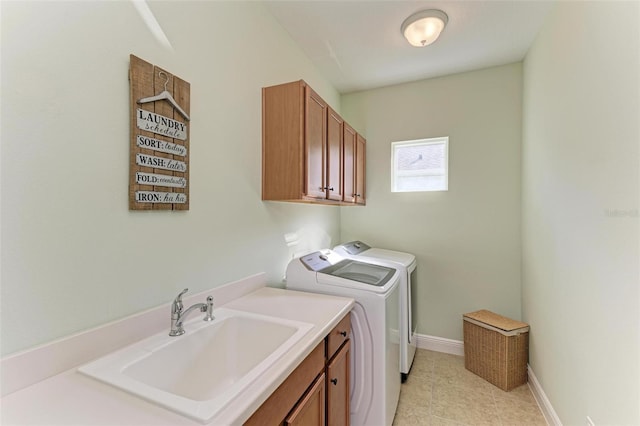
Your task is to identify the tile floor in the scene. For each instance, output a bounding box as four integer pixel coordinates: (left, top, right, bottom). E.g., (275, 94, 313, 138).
(392, 349, 547, 426)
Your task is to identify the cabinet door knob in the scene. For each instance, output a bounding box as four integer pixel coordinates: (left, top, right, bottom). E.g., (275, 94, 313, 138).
(339, 331, 347, 337)
(331, 378, 338, 385)
(323, 186, 335, 191)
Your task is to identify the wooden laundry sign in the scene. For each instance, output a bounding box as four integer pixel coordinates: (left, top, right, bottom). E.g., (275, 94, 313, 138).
(129, 54, 190, 210)
(136, 135, 187, 156)
(136, 153, 187, 172)
(135, 172, 187, 188)
(136, 109, 187, 140)
(135, 191, 187, 204)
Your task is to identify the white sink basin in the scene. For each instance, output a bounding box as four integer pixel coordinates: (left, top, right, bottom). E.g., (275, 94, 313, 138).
(79, 308, 314, 423)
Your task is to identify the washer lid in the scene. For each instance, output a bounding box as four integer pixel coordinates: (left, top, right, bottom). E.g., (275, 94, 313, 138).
(356, 247, 415, 267)
(320, 259, 396, 287)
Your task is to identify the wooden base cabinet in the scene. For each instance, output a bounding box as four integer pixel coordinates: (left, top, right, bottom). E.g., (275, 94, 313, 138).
(285, 373, 326, 426)
(244, 342, 325, 426)
(325, 312, 351, 426)
(327, 340, 350, 426)
(262, 80, 364, 206)
(244, 313, 351, 426)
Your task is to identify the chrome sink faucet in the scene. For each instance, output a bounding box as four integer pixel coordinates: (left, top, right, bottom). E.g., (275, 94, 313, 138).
(169, 288, 215, 336)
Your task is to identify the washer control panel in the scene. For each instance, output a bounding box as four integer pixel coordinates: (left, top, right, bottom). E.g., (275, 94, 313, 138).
(340, 241, 371, 255)
(299, 249, 343, 271)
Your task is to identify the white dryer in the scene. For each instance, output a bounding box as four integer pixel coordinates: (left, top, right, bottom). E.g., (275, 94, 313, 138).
(334, 241, 417, 382)
(286, 249, 400, 426)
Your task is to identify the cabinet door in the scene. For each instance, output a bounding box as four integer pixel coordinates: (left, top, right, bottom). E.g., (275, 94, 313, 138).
(342, 123, 356, 203)
(305, 87, 327, 200)
(261, 81, 306, 201)
(355, 134, 366, 205)
(285, 373, 326, 426)
(327, 341, 350, 426)
(244, 342, 325, 426)
(326, 107, 343, 201)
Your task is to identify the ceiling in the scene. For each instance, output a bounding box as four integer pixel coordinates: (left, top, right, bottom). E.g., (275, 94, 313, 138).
(264, 1, 556, 93)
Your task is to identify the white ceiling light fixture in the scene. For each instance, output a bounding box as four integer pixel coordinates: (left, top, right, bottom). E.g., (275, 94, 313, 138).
(401, 9, 448, 47)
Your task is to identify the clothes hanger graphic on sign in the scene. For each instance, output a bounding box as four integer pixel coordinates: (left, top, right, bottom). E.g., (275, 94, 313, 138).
(138, 71, 190, 121)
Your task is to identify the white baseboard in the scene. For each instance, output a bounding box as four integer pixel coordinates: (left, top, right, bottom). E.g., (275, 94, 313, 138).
(528, 366, 562, 426)
(414, 333, 465, 356)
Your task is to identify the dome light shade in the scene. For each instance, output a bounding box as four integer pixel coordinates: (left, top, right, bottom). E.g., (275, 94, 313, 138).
(401, 9, 448, 47)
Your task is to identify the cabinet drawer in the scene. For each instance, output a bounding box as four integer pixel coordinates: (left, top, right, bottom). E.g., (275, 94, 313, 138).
(327, 313, 350, 360)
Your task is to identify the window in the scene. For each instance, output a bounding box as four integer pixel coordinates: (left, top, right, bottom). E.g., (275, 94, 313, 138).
(391, 137, 448, 192)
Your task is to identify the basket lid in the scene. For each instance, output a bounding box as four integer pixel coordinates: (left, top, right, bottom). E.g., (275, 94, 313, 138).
(463, 310, 529, 333)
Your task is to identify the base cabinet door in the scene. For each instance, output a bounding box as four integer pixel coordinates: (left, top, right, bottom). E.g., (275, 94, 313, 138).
(285, 373, 326, 426)
(244, 342, 325, 426)
(327, 339, 350, 426)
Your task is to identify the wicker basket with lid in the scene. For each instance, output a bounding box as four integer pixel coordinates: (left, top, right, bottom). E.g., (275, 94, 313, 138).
(463, 310, 529, 391)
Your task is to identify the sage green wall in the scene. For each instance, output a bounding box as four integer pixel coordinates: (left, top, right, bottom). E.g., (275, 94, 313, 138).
(340, 63, 523, 341)
(522, 2, 640, 424)
(0, 1, 341, 356)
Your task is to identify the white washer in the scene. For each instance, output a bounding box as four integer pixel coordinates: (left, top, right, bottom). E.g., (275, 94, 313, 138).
(334, 241, 417, 382)
(286, 249, 401, 426)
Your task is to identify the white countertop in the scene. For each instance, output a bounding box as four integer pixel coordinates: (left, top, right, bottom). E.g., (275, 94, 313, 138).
(1, 287, 354, 426)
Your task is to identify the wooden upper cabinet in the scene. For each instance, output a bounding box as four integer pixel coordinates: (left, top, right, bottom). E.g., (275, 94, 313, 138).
(262, 81, 305, 201)
(305, 87, 328, 200)
(326, 107, 344, 201)
(262, 80, 364, 206)
(342, 127, 366, 205)
(355, 134, 366, 205)
(342, 123, 356, 204)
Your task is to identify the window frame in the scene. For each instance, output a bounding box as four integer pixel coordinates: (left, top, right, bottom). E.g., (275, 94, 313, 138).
(391, 136, 449, 192)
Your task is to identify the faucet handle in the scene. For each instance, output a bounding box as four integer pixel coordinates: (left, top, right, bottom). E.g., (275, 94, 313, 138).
(173, 288, 189, 313)
(204, 296, 215, 321)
